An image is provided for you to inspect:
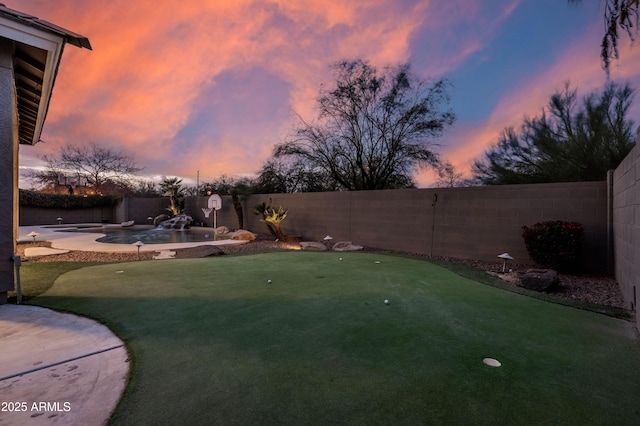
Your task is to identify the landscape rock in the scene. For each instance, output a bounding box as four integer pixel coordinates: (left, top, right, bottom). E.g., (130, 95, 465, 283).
(517, 269, 560, 292)
(215, 226, 230, 235)
(229, 229, 256, 241)
(332, 241, 364, 251)
(157, 215, 193, 229)
(173, 245, 225, 258)
(299, 241, 328, 251)
(153, 214, 170, 226)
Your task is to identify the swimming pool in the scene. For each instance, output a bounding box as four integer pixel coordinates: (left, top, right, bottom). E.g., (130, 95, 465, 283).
(75, 227, 222, 245)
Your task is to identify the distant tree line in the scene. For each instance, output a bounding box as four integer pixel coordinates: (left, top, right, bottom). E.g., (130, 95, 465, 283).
(28, 58, 636, 197)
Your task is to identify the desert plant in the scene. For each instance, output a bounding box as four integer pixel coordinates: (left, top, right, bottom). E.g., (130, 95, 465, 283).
(521, 220, 585, 271)
(253, 202, 288, 240)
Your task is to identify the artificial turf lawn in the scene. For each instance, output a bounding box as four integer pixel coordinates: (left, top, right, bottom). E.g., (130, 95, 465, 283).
(27, 251, 640, 425)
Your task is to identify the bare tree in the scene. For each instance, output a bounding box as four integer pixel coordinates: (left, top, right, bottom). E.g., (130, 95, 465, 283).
(255, 158, 339, 193)
(436, 161, 466, 188)
(273, 60, 455, 190)
(34, 142, 142, 194)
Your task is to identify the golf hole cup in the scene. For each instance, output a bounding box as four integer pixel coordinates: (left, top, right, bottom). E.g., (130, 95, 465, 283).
(483, 358, 501, 367)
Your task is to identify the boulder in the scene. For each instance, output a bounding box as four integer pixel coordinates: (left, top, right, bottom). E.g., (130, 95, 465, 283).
(157, 215, 193, 229)
(299, 241, 328, 251)
(229, 229, 256, 241)
(517, 269, 559, 292)
(174, 245, 225, 258)
(215, 226, 230, 235)
(153, 214, 170, 226)
(332, 241, 364, 251)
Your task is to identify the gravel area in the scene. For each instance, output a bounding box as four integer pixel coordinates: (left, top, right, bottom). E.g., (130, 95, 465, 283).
(16, 235, 627, 310)
(431, 257, 627, 310)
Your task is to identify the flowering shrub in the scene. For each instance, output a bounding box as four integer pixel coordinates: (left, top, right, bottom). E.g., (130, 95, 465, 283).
(521, 220, 585, 271)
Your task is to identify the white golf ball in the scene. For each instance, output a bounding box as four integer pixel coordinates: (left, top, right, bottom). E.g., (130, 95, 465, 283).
(384, 299, 389, 304)
(339, 258, 343, 261)
(267, 279, 272, 284)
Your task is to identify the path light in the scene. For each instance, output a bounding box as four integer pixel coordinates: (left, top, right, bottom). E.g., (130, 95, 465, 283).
(498, 253, 514, 273)
(147, 216, 153, 224)
(133, 240, 144, 260)
(27, 231, 39, 245)
(56, 217, 63, 225)
(323, 235, 333, 249)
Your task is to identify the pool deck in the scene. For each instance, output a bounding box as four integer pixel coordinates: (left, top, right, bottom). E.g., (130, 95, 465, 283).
(17, 224, 248, 253)
(0, 305, 128, 426)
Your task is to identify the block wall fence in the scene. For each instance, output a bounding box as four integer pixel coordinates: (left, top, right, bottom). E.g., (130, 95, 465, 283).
(20, 205, 116, 225)
(184, 181, 610, 274)
(612, 139, 640, 328)
(20, 182, 610, 273)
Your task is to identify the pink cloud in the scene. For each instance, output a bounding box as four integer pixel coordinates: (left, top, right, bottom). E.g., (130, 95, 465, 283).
(19, 0, 439, 184)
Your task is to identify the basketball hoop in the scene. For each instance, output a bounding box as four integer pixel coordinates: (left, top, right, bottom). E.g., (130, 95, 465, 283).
(208, 194, 222, 210)
(201, 207, 213, 218)
(204, 194, 222, 229)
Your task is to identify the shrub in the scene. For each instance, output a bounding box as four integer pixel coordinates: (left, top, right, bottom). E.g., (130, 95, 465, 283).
(19, 189, 122, 209)
(521, 220, 585, 271)
(253, 202, 288, 240)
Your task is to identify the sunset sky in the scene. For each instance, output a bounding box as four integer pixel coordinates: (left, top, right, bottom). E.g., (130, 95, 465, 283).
(16, 0, 640, 188)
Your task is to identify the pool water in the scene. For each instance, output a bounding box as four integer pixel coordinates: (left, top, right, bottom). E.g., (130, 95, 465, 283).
(94, 228, 221, 244)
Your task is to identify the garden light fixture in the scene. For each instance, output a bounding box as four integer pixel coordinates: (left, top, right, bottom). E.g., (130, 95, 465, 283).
(27, 231, 39, 244)
(324, 235, 333, 249)
(498, 252, 514, 273)
(134, 240, 144, 260)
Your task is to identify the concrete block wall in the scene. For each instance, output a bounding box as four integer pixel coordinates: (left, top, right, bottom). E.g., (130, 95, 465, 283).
(114, 198, 167, 224)
(612, 140, 640, 322)
(20, 181, 610, 274)
(252, 183, 608, 271)
(19, 206, 115, 225)
(184, 182, 610, 272)
(185, 196, 244, 229)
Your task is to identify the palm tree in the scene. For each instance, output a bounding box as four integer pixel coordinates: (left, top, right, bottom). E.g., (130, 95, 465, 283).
(159, 176, 185, 216)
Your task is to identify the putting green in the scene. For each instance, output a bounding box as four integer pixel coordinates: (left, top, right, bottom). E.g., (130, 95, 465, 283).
(31, 252, 640, 425)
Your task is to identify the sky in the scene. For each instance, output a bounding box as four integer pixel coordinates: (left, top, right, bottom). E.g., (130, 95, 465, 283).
(16, 0, 640, 188)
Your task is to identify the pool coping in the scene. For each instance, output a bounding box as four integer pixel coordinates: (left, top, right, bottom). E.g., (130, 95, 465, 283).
(18, 224, 248, 253)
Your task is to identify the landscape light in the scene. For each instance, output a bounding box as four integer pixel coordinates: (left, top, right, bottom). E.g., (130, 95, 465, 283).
(27, 231, 39, 244)
(133, 240, 144, 260)
(497, 253, 514, 273)
(323, 235, 333, 249)
(56, 217, 63, 225)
